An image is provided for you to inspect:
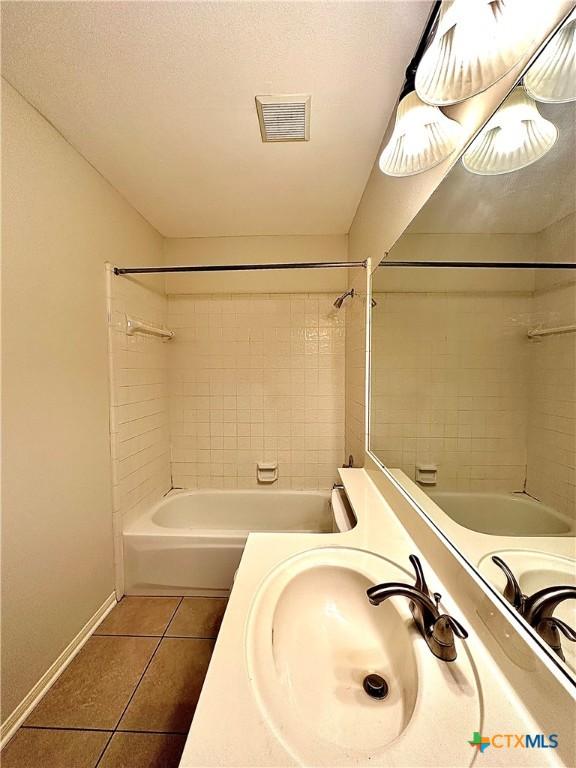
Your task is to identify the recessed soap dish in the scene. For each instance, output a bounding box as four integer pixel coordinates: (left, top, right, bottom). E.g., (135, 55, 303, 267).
(257, 462, 278, 484)
(416, 464, 437, 485)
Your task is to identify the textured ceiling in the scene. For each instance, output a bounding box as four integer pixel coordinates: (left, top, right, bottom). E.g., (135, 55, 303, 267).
(1, 0, 432, 237)
(408, 101, 576, 234)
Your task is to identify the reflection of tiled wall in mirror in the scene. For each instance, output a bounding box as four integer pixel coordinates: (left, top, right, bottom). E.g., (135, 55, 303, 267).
(370, 214, 575, 519)
(526, 212, 576, 519)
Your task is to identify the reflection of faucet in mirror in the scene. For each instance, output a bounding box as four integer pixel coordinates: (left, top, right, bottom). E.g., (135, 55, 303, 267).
(367, 554, 468, 662)
(492, 556, 576, 662)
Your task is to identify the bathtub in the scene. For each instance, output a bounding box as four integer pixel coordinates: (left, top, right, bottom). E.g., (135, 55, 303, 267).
(428, 492, 573, 537)
(123, 489, 335, 596)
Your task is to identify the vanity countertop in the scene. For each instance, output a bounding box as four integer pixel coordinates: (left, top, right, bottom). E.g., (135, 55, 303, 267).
(179, 469, 572, 767)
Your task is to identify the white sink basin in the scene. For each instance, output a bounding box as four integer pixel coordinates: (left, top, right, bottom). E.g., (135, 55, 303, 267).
(479, 549, 576, 673)
(246, 547, 480, 767)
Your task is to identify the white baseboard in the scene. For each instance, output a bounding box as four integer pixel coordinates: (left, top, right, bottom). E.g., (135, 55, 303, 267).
(0, 591, 117, 749)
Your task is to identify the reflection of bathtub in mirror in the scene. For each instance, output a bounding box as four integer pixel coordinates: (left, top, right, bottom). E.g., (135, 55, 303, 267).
(428, 492, 573, 537)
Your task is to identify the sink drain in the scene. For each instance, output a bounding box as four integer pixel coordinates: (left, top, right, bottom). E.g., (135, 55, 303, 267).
(363, 673, 389, 700)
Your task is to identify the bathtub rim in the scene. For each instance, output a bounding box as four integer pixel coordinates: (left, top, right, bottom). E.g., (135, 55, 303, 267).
(123, 487, 334, 538)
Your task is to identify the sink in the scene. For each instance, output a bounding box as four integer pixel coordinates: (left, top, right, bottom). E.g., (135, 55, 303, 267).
(479, 549, 576, 673)
(246, 547, 480, 766)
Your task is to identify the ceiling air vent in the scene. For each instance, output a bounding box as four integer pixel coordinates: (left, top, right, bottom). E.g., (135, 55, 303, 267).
(255, 95, 311, 142)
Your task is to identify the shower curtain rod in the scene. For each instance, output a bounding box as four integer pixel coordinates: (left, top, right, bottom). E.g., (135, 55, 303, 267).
(378, 261, 576, 269)
(113, 260, 368, 275)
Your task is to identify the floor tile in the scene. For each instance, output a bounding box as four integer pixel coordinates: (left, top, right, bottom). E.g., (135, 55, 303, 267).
(166, 597, 227, 638)
(118, 638, 214, 733)
(96, 597, 181, 637)
(0, 727, 110, 768)
(98, 732, 186, 768)
(25, 636, 159, 730)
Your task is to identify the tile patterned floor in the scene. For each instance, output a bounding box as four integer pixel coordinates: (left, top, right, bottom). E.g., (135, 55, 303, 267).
(1, 596, 227, 768)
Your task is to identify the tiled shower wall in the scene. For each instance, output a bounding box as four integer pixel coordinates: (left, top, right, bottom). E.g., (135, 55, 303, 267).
(168, 293, 345, 489)
(370, 290, 531, 492)
(107, 269, 171, 585)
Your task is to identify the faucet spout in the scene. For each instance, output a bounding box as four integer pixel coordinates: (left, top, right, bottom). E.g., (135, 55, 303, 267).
(367, 582, 437, 617)
(366, 556, 468, 663)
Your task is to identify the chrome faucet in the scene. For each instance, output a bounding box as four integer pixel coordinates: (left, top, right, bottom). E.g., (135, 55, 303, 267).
(367, 554, 468, 662)
(492, 556, 576, 661)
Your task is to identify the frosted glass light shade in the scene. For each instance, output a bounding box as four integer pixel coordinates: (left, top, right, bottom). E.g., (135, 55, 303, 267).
(524, 10, 576, 104)
(416, 0, 540, 106)
(462, 86, 558, 175)
(378, 91, 463, 177)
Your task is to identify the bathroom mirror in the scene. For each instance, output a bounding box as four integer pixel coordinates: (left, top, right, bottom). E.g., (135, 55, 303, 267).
(369, 20, 576, 680)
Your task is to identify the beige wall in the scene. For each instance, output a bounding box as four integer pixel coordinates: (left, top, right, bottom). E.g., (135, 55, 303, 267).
(164, 235, 349, 295)
(1, 81, 163, 723)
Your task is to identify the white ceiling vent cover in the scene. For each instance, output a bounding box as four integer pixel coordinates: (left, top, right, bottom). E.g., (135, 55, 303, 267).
(255, 95, 311, 142)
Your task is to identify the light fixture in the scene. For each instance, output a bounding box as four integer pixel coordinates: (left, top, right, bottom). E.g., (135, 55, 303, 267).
(415, 0, 541, 106)
(462, 86, 558, 175)
(378, 91, 463, 177)
(524, 10, 576, 104)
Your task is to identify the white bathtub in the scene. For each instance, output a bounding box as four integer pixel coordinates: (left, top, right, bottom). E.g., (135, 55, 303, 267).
(428, 492, 573, 537)
(123, 489, 335, 596)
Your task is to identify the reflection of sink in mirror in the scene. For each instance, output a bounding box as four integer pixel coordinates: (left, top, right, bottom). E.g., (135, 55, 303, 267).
(479, 550, 576, 672)
(247, 547, 480, 767)
(428, 492, 573, 537)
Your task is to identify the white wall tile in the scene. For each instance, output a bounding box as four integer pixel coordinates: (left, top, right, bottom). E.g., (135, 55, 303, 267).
(107, 278, 172, 522)
(168, 293, 345, 489)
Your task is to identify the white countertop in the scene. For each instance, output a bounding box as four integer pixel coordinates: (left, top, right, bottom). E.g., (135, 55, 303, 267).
(179, 469, 571, 767)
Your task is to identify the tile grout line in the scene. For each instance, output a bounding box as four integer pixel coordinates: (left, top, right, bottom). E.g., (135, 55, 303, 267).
(110, 596, 184, 729)
(20, 725, 189, 736)
(93, 731, 115, 768)
(93, 596, 184, 768)
(13, 597, 224, 768)
(94, 633, 218, 640)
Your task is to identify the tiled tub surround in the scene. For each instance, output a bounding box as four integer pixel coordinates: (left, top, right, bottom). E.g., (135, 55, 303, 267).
(107, 271, 172, 523)
(168, 293, 345, 490)
(1, 596, 226, 768)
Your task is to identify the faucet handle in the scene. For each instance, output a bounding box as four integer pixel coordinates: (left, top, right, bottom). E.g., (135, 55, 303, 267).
(432, 614, 469, 646)
(491, 555, 524, 611)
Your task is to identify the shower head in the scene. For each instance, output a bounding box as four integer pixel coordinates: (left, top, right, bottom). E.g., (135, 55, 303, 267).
(333, 288, 355, 309)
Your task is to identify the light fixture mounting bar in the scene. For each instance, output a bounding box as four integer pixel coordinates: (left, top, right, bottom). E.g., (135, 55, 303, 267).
(400, 0, 442, 98)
